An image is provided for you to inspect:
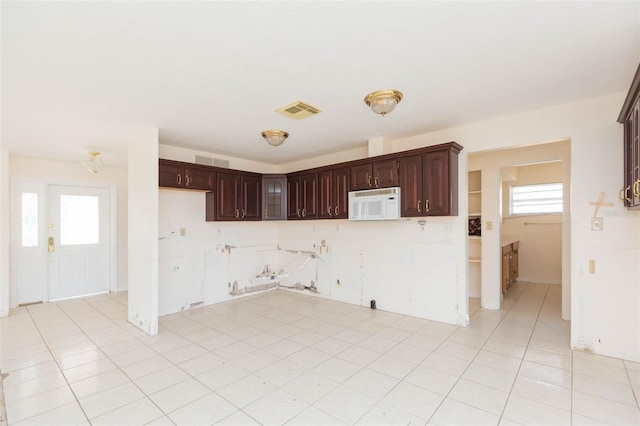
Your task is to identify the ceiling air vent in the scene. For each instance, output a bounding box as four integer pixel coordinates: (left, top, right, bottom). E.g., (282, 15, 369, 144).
(195, 155, 229, 168)
(277, 101, 322, 120)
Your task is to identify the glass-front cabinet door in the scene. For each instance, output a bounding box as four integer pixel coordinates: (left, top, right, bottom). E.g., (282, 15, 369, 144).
(262, 175, 287, 220)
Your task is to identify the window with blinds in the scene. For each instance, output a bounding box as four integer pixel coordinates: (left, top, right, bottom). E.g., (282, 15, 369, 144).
(510, 183, 563, 215)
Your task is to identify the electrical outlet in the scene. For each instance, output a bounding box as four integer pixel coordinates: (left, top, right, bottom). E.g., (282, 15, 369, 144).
(591, 217, 603, 231)
(589, 259, 595, 274)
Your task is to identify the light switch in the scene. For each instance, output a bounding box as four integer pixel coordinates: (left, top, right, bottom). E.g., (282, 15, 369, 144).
(589, 259, 595, 274)
(486, 221, 493, 230)
(180, 227, 186, 236)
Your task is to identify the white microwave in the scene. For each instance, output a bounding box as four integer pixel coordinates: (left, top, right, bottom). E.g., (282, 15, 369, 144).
(348, 187, 401, 221)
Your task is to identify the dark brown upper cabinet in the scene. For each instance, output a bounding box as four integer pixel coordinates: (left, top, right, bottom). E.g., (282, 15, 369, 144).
(163, 141, 462, 223)
(159, 159, 214, 191)
(262, 175, 287, 220)
(319, 167, 349, 219)
(211, 171, 261, 221)
(398, 145, 461, 217)
(423, 149, 458, 216)
(287, 173, 318, 220)
(618, 63, 640, 209)
(398, 155, 423, 217)
(350, 159, 398, 191)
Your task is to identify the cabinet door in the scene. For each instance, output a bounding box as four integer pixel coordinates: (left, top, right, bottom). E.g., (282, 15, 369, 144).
(318, 170, 333, 219)
(185, 167, 214, 190)
(241, 175, 261, 220)
(216, 172, 240, 220)
(287, 176, 302, 219)
(332, 167, 349, 219)
(423, 149, 458, 216)
(159, 162, 184, 188)
(301, 174, 318, 219)
(205, 191, 215, 222)
(624, 117, 633, 207)
(350, 163, 373, 190)
(502, 252, 510, 294)
(632, 99, 640, 207)
(398, 155, 423, 217)
(262, 176, 286, 220)
(373, 159, 399, 188)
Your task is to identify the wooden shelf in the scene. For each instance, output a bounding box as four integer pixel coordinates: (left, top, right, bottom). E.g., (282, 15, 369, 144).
(468, 257, 481, 263)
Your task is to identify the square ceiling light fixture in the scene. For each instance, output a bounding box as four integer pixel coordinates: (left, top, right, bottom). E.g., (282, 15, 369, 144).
(276, 100, 322, 120)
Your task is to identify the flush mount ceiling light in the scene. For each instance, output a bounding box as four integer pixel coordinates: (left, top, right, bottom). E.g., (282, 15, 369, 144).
(364, 89, 403, 116)
(261, 130, 289, 147)
(81, 151, 105, 174)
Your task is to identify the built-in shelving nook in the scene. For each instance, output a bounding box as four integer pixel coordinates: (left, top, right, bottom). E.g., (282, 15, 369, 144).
(468, 170, 482, 302)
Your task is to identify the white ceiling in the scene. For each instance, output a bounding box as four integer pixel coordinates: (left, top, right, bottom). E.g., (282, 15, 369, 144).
(2, 1, 639, 167)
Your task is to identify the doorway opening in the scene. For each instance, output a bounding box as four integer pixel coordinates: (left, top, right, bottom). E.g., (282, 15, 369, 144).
(466, 140, 571, 326)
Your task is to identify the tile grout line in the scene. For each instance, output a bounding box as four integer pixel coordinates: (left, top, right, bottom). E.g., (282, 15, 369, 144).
(36, 297, 173, 425)
(497, 283, 554, 423)
(623, 361, 640, 409)
(350, 284, 530, 425)
(424, 282, 542, 424)
(18, 303, 92, 425)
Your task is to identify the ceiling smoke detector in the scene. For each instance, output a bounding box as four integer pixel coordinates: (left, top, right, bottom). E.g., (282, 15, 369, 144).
(276, 101, 322, 120)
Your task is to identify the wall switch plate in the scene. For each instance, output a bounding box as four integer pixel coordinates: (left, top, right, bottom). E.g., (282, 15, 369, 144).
(486, 221, 493, 230)
(589, 259, 595, 274)
(180, 227, 186, 236)
(591, 217, 603, 231)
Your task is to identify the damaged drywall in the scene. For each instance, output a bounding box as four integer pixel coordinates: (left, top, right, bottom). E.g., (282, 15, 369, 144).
(227, 247, 321, 296)
(158, 190, 465, 326)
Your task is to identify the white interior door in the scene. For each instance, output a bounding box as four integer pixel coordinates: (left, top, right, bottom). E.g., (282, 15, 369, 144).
(48, 185, 110, 300)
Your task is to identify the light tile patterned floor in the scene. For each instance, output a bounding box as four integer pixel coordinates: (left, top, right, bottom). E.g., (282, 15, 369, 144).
(1, 283, 638, 425)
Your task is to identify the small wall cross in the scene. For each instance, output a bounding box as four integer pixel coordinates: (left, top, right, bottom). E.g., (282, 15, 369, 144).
(588, 192, 613, 217)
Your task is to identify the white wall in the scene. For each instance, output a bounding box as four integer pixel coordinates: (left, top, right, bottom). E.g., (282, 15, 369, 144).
(159, 144, 280, 174)
(128, 128, 159, 335)
(158, 189, 280, 315)
(8, 155, 129, 293)
(158, 185, 465, 324)
(277, 217, 463, 325)
(0, 148, 10, 317)
(501, 162, 563, 284)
